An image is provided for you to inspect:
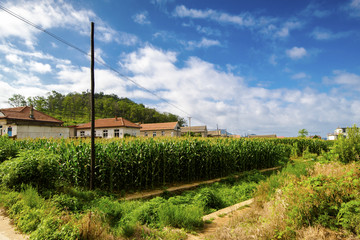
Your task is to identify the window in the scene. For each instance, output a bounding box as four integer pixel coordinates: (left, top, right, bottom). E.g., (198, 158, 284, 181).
(153, 132, 157, 137)
(114, 129, 120, 137)
(103, 130, 108, 138)
(144, 131, 148, 137)
(162, 131, 165, 136)
(80, 131, 85, 137)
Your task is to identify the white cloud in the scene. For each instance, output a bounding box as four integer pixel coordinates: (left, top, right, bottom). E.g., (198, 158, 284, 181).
(119, 46, 359, 136)
(291, 72, 310, 80)
(173, 5, 256, 27)
(311, 27, 351, 40)
(28, 61, 51, 74)
(269, 55, 277, 66)
(186, 38, 221, 49)
(0, 44, 70, 64)
(5, 54, 23, 64)
(195, 25, 221, 36)
(301, 2, 331, 18)
(286, 47, 307, 59)
(14, 73, 42, 86)
(133, 11, 151, 25)
(0, 80, 48, 107)
(275, 20, 303, 38)
(324, 70, 360, 91)
(151, 0, 174, 10)
(344, 0, 360, 17)
(0, 0, 130, 47)
(52, 65, 129, 95)
(174, 5, 302, 39)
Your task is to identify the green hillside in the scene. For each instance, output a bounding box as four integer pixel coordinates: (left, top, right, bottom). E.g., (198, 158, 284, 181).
(8, 91, 186, 126)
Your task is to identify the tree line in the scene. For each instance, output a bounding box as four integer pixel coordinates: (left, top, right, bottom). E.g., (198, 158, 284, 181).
(7, 91, 186, 126)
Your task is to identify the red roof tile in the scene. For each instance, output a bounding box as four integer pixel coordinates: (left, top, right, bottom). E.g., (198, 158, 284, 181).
(76, 117, 140, 129)
(140, 122, 179, 131)
(0, 106, 63, 123)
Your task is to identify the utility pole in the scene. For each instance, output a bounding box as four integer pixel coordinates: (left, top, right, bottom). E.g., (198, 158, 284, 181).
(90, 22, 95, 190)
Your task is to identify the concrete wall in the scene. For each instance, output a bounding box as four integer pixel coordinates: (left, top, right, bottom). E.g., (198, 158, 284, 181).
(16, 125, 70, 139)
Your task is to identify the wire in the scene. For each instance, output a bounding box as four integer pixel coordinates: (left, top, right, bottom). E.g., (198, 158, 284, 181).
(0, 2, 209, 125)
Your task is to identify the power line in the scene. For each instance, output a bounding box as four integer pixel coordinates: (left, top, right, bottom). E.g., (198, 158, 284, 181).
(0, 3, 208, 124)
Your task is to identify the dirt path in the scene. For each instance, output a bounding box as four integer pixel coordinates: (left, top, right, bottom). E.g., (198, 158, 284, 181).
(0, 210, 28, 240)
(187, 198, 254, 240)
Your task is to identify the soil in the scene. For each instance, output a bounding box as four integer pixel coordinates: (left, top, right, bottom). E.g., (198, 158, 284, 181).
(0, 209, 28, 240)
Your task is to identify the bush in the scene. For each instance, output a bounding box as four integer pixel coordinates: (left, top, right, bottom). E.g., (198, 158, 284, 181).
(332, 124, 360, 163)
(0, 135, 18, 163)
(52, 194, 82, 212)
(337, 200, 360, 235)
(0, 149, 61, 190)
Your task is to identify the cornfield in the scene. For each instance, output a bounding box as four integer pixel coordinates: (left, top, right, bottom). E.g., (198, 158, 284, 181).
(4, 137, 330, 191)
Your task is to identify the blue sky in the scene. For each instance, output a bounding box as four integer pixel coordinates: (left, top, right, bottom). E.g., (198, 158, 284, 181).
(0, 0, 360, 137)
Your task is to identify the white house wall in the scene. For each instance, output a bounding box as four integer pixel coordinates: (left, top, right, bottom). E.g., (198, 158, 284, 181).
(77, 127, 140, 138)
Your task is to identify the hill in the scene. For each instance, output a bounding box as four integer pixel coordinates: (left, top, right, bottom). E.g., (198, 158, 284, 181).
(7, 91, 186, 126)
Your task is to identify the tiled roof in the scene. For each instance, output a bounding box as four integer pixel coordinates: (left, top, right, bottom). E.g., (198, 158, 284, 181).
(0, 106, 63, 123)
(76, 117, 140, 129)
(140, 122, 179, 131)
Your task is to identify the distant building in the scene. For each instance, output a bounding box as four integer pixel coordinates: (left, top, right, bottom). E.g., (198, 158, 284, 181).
(0, 106, 70, 139)
(140, 122, 181, 137)
(208, 130, 221, 137)
(327, 127, 351, 140)
(247, 134, 277, 138)
(208, 129, 229, 137)
(181, 125, 208, 137)
(76, 117, 140, 138)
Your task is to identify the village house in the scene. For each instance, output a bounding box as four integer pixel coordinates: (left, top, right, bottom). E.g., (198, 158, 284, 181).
(76, 117, 140, 138)
(140, 122, 181, 137)
(0, 106, 70, 139)
(181, 125, 208, 137)
(327, 126, 355, 140)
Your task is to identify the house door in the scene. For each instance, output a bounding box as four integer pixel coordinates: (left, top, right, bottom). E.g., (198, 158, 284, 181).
(8, 127, 12, 137)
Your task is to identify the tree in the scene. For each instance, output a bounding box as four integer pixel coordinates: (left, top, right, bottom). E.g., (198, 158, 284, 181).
(8, 94, 27, 107)
(298, 129, 308, 138)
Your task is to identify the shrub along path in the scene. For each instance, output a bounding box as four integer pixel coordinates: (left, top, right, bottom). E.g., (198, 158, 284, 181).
(124, 166, 281, 201)
(0, 209, 28, 240)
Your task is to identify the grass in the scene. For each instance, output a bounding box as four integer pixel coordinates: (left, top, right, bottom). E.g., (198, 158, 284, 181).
(0, 169, 269, 239)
